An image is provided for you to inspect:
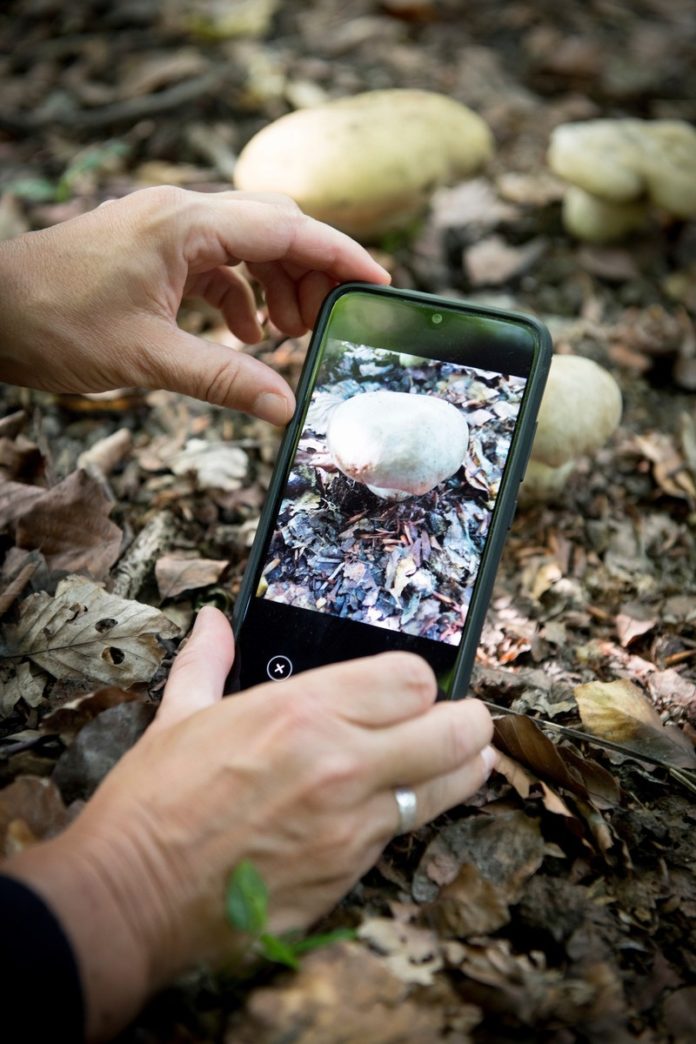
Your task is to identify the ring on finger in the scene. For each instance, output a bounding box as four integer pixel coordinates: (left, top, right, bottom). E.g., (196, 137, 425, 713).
(393, 786, 418, 835)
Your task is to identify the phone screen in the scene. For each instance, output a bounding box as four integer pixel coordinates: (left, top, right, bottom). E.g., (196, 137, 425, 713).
(232, 288, 542, 692)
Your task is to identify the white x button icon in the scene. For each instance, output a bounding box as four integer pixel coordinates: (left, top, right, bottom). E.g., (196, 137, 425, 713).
(266, 655, 293, 681)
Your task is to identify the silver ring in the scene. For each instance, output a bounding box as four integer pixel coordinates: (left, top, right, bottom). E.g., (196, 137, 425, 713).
(394, 787, 418, 835)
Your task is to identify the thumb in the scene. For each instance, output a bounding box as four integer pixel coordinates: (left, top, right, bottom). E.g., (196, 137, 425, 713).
(142, 318, 295, 424)
(152, 606, 235, 732)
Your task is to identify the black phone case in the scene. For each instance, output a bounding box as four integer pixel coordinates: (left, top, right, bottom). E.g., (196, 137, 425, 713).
(230, 283, 552, 698)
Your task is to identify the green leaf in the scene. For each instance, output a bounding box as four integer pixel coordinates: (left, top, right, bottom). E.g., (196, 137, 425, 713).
(5, 177, 58, 203)
(290, 927, 356, 955)
(259, 933, 300, 969)
(378, 218, 422, 253)
(55, 141, 130, 202)
(225, 860, 268, 935)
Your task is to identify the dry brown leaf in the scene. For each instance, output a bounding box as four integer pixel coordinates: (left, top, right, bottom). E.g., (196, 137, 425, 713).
(451, 937, 625, 1032)
(357, 917, 443, 985)
(3, 575, 179, 687)
(431, 177, 518, 229)
(0, 480, 44, 529)
(412, 810, 544, 905)
(0, 661, 47, 714)
(381, 0, 441, 24)
(155, 554, 228, 599)
(464, 235, 545, 287)
(635, 432, 696, 503)
(495, 750, 578, 820)
(680, 411, 696, 475)
(0, 434, 43, 482)
(572, 796, 629, 866)
(648, 668, 696, 713)
(40, 686, 141, 741)
(169, 440, 249, 491)
(227, 941, 452, 1044)
(0, 548, 43, 618)
(0, 411, 27, 439)
(662, 985, 696, 1044)
(16, 469, 123, 580)
(615, 601, 657, 647)
(494, 752, 621, 861)
(0, 776, 68, 855)
(494, 714, 620, 808)
(52, 701, 155, 802)
(577, 245, 640, 282)
(497, 169, 565, 207)
(77, 427, 132, 477)
(522, 557, 562, 601)
(429, 862, 511, 938)
(574, 679, 696, 770)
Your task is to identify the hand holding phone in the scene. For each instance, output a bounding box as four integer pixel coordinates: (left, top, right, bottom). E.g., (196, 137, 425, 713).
(231, 285, 551, 696)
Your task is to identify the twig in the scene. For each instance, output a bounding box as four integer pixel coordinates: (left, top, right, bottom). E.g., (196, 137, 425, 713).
(0, 734, 61, 760)
(480, 697, 696, 778)
(586, 604, 613, 622)
(0, 69, 231, 135)
(663, 648, 696, 668)
(110, 511, 179, 600)
(668, 767, 696, 795)
(0, 551, 43, 619)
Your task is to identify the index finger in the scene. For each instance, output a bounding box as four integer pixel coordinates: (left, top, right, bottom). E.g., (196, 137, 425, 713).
(289, 652, 438, 727)
(188, 195, 391, 284)
(369, 698, 495, 789)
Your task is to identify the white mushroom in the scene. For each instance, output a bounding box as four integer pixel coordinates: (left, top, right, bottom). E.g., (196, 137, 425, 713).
(548, 119, 696, 241)
(521, 355, 622, 502)
(326, 390, 469, 500)
(234, 89, 492, 239)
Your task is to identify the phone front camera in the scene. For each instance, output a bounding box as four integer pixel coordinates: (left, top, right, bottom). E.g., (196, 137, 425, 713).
(432, 313, 443, 324)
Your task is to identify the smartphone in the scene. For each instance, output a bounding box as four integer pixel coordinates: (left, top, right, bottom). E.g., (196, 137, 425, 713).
(230, 284, 551, 697)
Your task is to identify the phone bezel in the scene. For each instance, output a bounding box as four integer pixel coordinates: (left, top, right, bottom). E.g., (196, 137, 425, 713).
(231, 283, 552, 697)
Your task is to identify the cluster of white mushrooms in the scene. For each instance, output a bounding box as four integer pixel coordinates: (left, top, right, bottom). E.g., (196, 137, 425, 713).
(548, 118, 696, 242)
(233, 94, 696, 503)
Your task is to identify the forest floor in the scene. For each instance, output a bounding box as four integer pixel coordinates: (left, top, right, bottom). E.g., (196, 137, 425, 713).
(1, 1, 696, 1041)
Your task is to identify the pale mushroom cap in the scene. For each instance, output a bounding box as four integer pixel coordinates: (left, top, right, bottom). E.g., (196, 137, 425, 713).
(531, 355, 622, 469)
(548, 119, 696, 218)
(235, 89, 493, 237)
(326, 390, 469, 498)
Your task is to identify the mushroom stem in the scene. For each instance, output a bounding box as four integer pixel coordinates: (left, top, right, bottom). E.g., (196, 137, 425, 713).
(563, 186, 649, 243)
(519, 459, 575, 504)
(519, 354, 622, 503)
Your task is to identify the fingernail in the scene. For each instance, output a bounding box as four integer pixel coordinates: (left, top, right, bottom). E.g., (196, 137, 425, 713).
(253, 392, 293, 425)
(193, 604, 215, 631)
(480, 744, 498, 779)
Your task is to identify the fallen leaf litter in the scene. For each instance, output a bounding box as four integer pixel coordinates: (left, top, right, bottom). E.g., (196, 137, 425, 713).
(1, 1, 696, 1041)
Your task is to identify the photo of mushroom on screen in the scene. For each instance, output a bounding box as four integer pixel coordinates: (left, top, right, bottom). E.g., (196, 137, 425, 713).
(230, 285, 551, 694)
(257, 340, 527, 647)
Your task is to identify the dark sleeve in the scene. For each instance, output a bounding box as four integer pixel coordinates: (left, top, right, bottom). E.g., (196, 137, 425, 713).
(0, 873, 84, 1041)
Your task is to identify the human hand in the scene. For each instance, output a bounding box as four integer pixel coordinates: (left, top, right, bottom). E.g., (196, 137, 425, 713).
(5, 607, 495, 1040)
(0, 187, 390, 424)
